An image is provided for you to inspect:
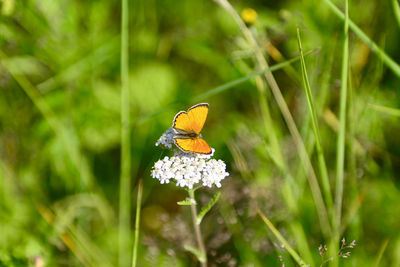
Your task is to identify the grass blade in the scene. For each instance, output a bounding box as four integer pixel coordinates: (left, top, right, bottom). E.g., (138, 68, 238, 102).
(323, 0, 400, 77)
(132, 180, 143, 267)
(331, 0, 349, 266)
(257, 209, 308, 266)
(296, 28, 334, 223)
(392, 0, 400, 28)
(119, 0, 132, 265)
(374, 238, 390, 267)
(335, 0, 349, 232)
(368, 103, 400, 117)
(289, 221, 315, 266)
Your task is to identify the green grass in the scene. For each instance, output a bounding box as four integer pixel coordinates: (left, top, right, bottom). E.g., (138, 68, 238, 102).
(297, 28, 334, 227)
(132, 180, 143, 267)
(392, 0, 400, 27)
(0, 0, 399, 266)
(332, 0, 349, 265)
(119, 0, 132, 266)
(323, 0, 400, 77)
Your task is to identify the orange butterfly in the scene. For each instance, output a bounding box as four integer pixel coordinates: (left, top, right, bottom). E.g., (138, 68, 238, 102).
(172, 103, 212, 155)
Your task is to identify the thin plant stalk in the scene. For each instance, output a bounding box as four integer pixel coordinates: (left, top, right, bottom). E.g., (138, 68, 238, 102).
(335, 0, 349, 234)
(322, 0, 400, 77)
(214, 0, 331, 238)
(119, 0, 132, 265)
(295, 35, 336, 207)
(132, 180, 143, 267)
(296, 28, 334, 224)
(332, 0, 349, 266)
(257, 209, 308, 266)
(347, 67, 359, 215)
(374, 238, 390, 267)
(188, 189, 207, 267)
(392, 0, 400, 28)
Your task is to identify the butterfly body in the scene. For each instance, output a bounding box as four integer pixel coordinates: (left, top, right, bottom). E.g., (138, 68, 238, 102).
(172, 103, 212, 154)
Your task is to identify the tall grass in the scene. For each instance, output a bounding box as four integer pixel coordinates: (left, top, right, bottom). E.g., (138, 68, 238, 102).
(131, 180, 143, 267)
(332, 0, 349, 265)
(215, 0, 331, 239)
(335, 0, 349, 238)
(119, 0, 132, 266)
(296, 28, 334, 224)
(323, 0, 400, 77)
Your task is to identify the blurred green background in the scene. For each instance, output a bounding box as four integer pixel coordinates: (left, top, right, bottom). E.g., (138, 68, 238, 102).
(1, 0, 400, 266)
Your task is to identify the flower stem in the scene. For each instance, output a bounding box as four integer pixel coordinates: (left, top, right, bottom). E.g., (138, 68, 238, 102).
(188, 189, 207, 267)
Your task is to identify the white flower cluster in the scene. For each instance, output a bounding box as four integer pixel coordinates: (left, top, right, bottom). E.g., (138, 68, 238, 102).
(151, 129, 229, 189)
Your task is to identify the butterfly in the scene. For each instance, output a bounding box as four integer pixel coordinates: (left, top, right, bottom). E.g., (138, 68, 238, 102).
(172, 103, 212, 154)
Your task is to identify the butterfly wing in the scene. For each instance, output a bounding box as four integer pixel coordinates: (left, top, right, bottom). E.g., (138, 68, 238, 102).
(173, 111, 192, 132)
(173, 103, 209, 134)
(175, 137, 212, 154)
(187, 103, 209, 134)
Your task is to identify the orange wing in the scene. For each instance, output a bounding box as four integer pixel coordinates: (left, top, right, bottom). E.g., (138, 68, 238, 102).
(173, 103, 209, 134)
(175, 138, 212, 154)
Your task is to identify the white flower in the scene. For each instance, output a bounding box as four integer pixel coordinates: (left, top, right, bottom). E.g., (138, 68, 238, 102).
(151, 128, 229, 189)
(155, 128, 175, 149)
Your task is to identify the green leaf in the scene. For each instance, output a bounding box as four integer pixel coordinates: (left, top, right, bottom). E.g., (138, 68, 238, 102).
(184, 245, 206, 263)
(177, 198, 196, 206)
(196, 192, 221, 225)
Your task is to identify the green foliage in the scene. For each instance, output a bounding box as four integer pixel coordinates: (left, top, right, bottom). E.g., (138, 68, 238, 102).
(177, 199, 195, 206)
(196, 191, 221, 225)
(0, 0, 399, 266)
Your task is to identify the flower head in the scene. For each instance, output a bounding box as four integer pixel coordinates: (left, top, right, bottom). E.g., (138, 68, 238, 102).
(151, 128, 229, 189)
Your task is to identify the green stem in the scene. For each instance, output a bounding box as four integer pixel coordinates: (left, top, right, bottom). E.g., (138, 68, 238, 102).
(188, 189, 207, 267)
(332, 0, 349, 266)
(335, 0, 349, 234)
(132, 180, 143, 267)
(119, 0, 131, 265)
(392, 0, 400, 28)
(297, 28, 334, 226)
